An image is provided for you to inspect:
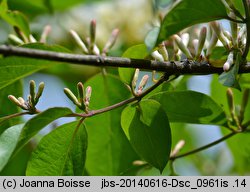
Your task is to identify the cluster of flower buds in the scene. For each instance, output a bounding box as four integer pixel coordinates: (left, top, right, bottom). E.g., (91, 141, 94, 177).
(8, 25, 51, 45)
(131, 68, 149, 96)
(8, 80, 44, 113)
(64, 82, 92, 112)
(152, 15, 246, 73)
(70, 19, 119, 56)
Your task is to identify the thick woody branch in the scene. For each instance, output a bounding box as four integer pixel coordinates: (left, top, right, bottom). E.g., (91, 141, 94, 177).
(1, 45, 250, 75)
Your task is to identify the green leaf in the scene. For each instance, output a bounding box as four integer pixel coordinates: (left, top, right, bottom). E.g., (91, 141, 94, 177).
(145, 27, 160, 51)
(17, 107, 73, 151)
(118, 44, 148, 85)
(219, 52, 241, 90)
(149, 90, 227, 125)
(0, 124, 24, 171)
(0, 81, 22, 133)
(157, 0, 228, 44)
(0, 0, 30, 37)
(84, 74, 138, 175)
(0, 43, 70, 90)
(121, 99, 171, 172)
(26, 121, 87, 176)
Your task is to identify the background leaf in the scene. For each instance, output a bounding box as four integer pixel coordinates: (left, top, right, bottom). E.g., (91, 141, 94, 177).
(211, 75, 250, 174)
(84, 74, 138, 175)
(157, 0, 228, 43)
(0, 0, 30, 37)
(17, 107, 73, 151)
(26, 121, 87, 176)
(121, 99, 171, 172)
(118, 44, 148, 85)
(0, 81, 22, 133)
(144, 27, 160, 51)
(0, 124, 24, 171)
(149, 90, 227, 125)
(0, 43, 70, 90)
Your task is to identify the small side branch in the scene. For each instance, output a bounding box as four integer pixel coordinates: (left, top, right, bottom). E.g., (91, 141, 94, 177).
(1, 45, 250, 75)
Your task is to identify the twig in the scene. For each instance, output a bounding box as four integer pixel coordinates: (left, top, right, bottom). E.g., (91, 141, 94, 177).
(170, 131, 237, 160)
(1, 45, 250, 75)
(0, 111, 31, 125)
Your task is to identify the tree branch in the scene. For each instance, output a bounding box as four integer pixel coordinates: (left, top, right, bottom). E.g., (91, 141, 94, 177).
(1, 45, 250, 75)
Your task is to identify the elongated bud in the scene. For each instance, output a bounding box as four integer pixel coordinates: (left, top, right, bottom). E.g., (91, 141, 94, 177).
(77, 82, 84, 105)
(210, 21, 229, 49)
(40, 25, 51, 43)
(64, 88, 80, 106)
(158, 43, 169, 61)
(173, 34, 193, 59)
(8, 34, 24, 45)
(181, 33, 189, 47)
(85, 86, 92, 107)
(29, 35, 37, 43)
(192, 39, 199, 54)
(151, 50, 164, 61)
(223, 51, 234, 71)
(132, 68, 140, 88)
(171, 140, 185, 157)
(227, 88, 235, 117)
(35, 82, 45, 103)
(8, 95, 22, 107)
(103, 28, 119, 54)
(206, 32, 218, 57)
(196, 27, 207, 58)
(29, 80, 36, 102)
(90, 19, 96, 45)
(93, 44, 100, 55)
(70, 30, 89, 54)
(229, 12, 238, 46)
(237, 25, 246, 47)
(138, 75, 149, 94)
(18, 97, 25, 105)
(14, 26, 29, 43)
(239, 89, 250, 123)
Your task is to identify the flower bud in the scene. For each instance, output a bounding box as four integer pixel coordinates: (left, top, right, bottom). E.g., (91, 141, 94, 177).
(158, 43, 169, 61)
(173, 34, 193, 59)
(210, 21, 229, 49)
(64, 88, 80, 106)
(90, 19, 96, 46)
(29, 35, 37, 43)
(196, 27, 207, 58)
(8, 95, 22, 107)
(227, 88, 235, 117)
(103, 28, 119, 54)
(77, 82, 84, 106)
(181, 33, 189, 47)
(171, 140, 185, 157)
(70, 30, 88, 54)
(40, 25, 51, 43)
(85, 86, 92, 107)
(151, 50, 164, 61)
(18, 97, 25, 105)
(239, 89, 250, 123)
(35, 82, 45, 102)
(137, 75, 149, 94)
(132, 68, 140, 88)
(8, 34, 24, 45)
(206, 32, 218, 57)
(223, 51, 234, 71)
(93, 44, 100, 55)
(29, 80, 36, 104)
